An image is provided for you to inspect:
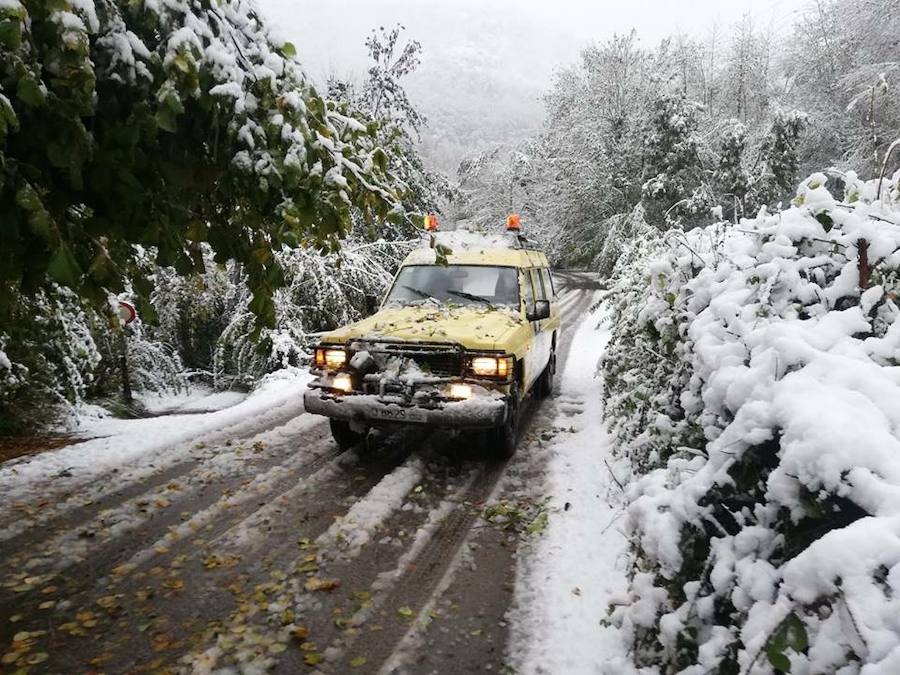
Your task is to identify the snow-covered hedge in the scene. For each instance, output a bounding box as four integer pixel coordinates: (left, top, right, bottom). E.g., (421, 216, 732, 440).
(604, 170, 900, 673)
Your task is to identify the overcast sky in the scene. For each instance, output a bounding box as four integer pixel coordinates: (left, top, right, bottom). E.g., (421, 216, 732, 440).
(259, 0, 806, 83)
(257, 0, 811, 171)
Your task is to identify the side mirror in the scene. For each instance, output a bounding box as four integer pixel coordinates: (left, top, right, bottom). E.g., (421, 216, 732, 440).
(526, 299, 550, 322)
(364, 294, 380, 316)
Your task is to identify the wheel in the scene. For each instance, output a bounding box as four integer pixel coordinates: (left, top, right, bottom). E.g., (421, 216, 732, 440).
(486, 382, 520, 459)
(535, 349, 556, 399)
(329, 419, 362, 450)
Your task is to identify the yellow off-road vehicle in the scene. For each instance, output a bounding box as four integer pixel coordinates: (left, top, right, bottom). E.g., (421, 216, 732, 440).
(303, 217, 561, 457)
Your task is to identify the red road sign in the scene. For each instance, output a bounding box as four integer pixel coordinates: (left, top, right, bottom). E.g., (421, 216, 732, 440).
(118, 301, 136, 325)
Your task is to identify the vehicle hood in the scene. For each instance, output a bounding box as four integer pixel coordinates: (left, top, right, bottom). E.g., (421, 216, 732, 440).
(321, 304, 526, 351)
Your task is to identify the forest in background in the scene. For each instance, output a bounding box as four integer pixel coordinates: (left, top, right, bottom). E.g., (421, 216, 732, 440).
(2, 0, 900, 434)
(459, 0, 900, 270)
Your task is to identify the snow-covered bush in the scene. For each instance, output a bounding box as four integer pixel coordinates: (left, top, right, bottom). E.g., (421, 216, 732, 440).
(149, 248, 233, 373)
(0, 284, 190, 431)
(604, 169, 900, 673)
(0, 287, 102, 432)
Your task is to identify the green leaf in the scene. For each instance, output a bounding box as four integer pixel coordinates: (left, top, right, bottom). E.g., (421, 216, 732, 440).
(156, 107, 178, 133)
(0, 93, 17, 135)
(173, 53, 191, 74)
(185, 220, 208, 242)
(15, 184, 55, 242)
(47, 242, 83, 287)
(248, 288, 275, 328)
(16, 76, 45, 108)
(767, 651, 790, 672)
(280, 41, 296, 58)
(0, 18, 22, 49)
(814, 212, 834, 232)
(349, 656, 366, 667)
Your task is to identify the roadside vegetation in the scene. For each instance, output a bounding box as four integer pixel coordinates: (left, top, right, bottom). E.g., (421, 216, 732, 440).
(0, 2, 438, 432)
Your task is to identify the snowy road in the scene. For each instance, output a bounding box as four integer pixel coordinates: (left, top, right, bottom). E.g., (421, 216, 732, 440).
(0, 272, 617, 675)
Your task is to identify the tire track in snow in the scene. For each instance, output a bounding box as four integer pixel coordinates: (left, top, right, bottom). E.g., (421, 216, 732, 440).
(0, 394, 312, 536)
(0, 420, 339, 650)
(0, 413, 328, 577)
(40, 435, 421, 673)
(321, 460, 505, 674)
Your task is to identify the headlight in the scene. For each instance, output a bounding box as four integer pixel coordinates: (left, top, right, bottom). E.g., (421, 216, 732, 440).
(468, 355, 513, 379)
(449, 383, 472, 400)
(315, 347, 347, 370)
(332, 373, 353, 392)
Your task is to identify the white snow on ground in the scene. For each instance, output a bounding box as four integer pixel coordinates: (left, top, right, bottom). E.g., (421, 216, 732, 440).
(509, 298, 634, 675)
(135, 386, 247, 415)
(0, 367, 313, 502)
(319, 456, 426, 556)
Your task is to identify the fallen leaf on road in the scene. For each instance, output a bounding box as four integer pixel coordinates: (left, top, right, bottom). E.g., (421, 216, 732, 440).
(397, 606, 414, 618)
(97, 594, 123, 609)
(304, 577, 339, 592)
(88, 652, 113, 666)
(111, 563, 135, 577)
(1, 652, 22, 665)
(350, 656, 367, 667)
(303, 652, 324, 665)
(26, 652, 49, 665)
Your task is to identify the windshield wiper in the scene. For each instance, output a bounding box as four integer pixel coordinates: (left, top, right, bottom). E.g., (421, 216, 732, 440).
(447, 289, 494, 305)
(401, 285, 436, 301)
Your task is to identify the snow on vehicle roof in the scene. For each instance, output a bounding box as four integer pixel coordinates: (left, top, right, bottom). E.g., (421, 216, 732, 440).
(402, 227, 548, 267)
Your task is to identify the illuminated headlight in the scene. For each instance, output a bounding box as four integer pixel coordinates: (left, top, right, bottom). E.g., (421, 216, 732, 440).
(469, 355, 513, 379)
(449, 383, 472, 400)
(332, 373, 353, 392)
(315, 347, 347, 370)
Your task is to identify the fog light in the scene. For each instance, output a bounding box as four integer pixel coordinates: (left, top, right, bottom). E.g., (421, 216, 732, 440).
(449, 383, 472, 400)
(333, 373, 353, 392)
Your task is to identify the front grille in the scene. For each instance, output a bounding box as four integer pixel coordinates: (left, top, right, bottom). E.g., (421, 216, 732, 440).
(355, 341, 464, 378)
(379, 343, 463, 377)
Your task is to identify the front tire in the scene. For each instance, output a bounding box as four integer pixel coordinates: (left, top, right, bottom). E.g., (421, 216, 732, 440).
(487, 383, 520, 459)
(330, 419, 363, 450)
(535, 349, 556, 399)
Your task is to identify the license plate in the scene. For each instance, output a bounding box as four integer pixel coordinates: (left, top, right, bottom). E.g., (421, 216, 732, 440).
(369, 405, 427, 423)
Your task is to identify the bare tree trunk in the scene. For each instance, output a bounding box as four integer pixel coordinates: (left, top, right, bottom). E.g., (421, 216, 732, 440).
(858, 238, 871, 290)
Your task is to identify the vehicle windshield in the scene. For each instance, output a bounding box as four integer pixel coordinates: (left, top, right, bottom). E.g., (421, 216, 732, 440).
(385, 265, 520, 307)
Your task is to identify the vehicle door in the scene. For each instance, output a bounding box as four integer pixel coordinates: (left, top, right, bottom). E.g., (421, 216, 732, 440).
(529, 268, 552, 372)
(541, 267, 561, 334)
(519, 267, 540, 390)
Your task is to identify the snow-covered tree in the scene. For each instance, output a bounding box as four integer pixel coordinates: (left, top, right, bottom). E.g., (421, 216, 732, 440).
(641, 94, 713, 228)
(786, 0, 900, 174)
(0, 0, 403, 329)
(328, 25, 450, 239)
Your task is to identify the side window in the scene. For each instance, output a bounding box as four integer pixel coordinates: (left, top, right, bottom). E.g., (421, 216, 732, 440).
(541, 268, 555, 299)
(530, 268, 547, 301)
(520, 270, 535, 311)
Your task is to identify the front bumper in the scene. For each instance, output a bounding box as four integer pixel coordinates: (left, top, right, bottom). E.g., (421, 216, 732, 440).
(303, 386, 508, 429)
